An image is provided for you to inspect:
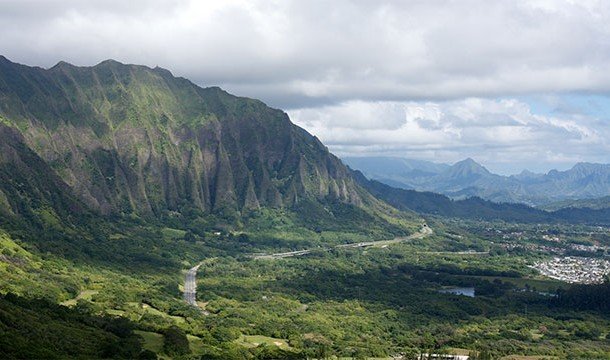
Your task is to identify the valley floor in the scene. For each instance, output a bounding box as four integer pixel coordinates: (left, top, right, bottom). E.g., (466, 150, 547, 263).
(2, 218, 610, 359)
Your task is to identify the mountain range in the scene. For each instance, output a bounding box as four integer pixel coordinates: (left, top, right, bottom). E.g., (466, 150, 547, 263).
(1, 54, 608, 240)
(343, 156, 610, 206)
(1, 55, 610, 357)
(0, 56, 375, 223)
(351, 169, 610, 225)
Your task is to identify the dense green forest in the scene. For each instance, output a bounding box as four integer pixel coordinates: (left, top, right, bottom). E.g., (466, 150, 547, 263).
(2, 213, 610, 359)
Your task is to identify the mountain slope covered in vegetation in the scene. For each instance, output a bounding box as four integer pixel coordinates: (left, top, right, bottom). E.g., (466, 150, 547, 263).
(0, 56, 368, 220)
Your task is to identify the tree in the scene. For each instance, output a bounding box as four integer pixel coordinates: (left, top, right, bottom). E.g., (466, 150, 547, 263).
(163, 326, 191, 356)
(183, 230, 197, 242)
(137, 349, 158, 359)
(302, 334, 332, 359)
(211, 326, 241, 343)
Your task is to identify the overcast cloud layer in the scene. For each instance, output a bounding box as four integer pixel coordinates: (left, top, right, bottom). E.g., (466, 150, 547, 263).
(1, 0, 610, 173)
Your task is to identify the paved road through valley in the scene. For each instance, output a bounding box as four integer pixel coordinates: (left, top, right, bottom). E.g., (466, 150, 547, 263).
(183, 224, 433, 308)
(252, 224, 433, 260)
(184, 263, 201, 307)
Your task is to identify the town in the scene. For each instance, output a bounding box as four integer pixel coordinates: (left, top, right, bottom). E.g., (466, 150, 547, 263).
(531, 256, 610, 284)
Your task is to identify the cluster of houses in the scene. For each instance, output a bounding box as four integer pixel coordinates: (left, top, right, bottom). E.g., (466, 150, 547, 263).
(531, 256, 610, 284)
(541, 234, 561, 242)
(569, 243, 607, 254)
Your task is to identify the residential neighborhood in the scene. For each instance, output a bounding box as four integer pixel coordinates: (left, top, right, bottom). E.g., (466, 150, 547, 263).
(531, 256, 610, 284)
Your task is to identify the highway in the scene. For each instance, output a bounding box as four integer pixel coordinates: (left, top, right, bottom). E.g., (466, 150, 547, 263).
(183, 263, 201, 306)
(183, 224, 433, 308)
(252, 224, 433, 260)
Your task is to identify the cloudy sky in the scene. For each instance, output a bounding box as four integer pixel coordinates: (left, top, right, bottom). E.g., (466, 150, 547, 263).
(2, 0, 610, 174)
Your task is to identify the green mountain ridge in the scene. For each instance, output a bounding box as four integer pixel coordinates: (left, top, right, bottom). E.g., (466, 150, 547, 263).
(0, 56, 365, 219)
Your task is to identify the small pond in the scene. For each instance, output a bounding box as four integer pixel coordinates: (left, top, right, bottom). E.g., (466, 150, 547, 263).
(438, 287, 475, 297)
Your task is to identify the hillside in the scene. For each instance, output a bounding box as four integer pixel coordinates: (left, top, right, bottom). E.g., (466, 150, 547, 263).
(0, 57, 397, 225)
(346, 156, 610, 205)
(0, 56, 427, 279)
(541, 195, 610, 211)
(0, 123, 88, 230)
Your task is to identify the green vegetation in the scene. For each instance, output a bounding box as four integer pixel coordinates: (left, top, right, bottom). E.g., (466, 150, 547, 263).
(163, 326, 191, 356)
(135, 330, 164, 354)
(541, 195, 610, 211)
(0, 57, 609, 359)
(2, 193, 610, 359)
(0, 293, 145, 359)
(3, 206, 610, 359)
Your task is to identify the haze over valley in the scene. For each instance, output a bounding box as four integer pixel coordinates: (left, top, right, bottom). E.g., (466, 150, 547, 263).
(344, 156, 610, 206)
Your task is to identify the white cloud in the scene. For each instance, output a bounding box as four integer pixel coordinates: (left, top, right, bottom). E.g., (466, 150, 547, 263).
(2, 0, 610, 108)
(2, 0, 610, 172)
(288, 98, 610, 174)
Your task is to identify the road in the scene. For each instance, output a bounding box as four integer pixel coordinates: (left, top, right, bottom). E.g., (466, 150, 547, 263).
(420, 250, 488, 255)
(183, 224, 433, 308)
(252, 223, 433, 260)
(183, 263, 201, 306)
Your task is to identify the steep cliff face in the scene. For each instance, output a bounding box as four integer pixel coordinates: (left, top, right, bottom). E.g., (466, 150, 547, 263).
(0, 123, 84, 224)
(0, 56, 361, 216)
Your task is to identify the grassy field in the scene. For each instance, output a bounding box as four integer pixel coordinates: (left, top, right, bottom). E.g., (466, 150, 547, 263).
(187, 334, 206, 355)
(134, 331, 207, 357)
(142, 303, 186, 324)
(235, 335, 292, 350)
(105, 309, 126, 316)
(60, 290, 98, 306)
(134, 330, 164, 353)
(161, 227, 187, 241)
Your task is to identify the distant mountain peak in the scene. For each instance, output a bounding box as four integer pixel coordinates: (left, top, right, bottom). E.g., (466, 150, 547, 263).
(455, 158, 481, 166)
(511, 169, 543, 181)
(95, 59, 123, 67)
(50, 60, 75, 70)
(572, 162, 609, 171)
(449, 158, 490, 175)
(344, 154, 610, 206)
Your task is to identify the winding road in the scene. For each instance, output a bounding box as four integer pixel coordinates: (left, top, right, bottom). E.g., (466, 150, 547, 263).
(252, 223, 433, 260)
(182, 224, 433, 308)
